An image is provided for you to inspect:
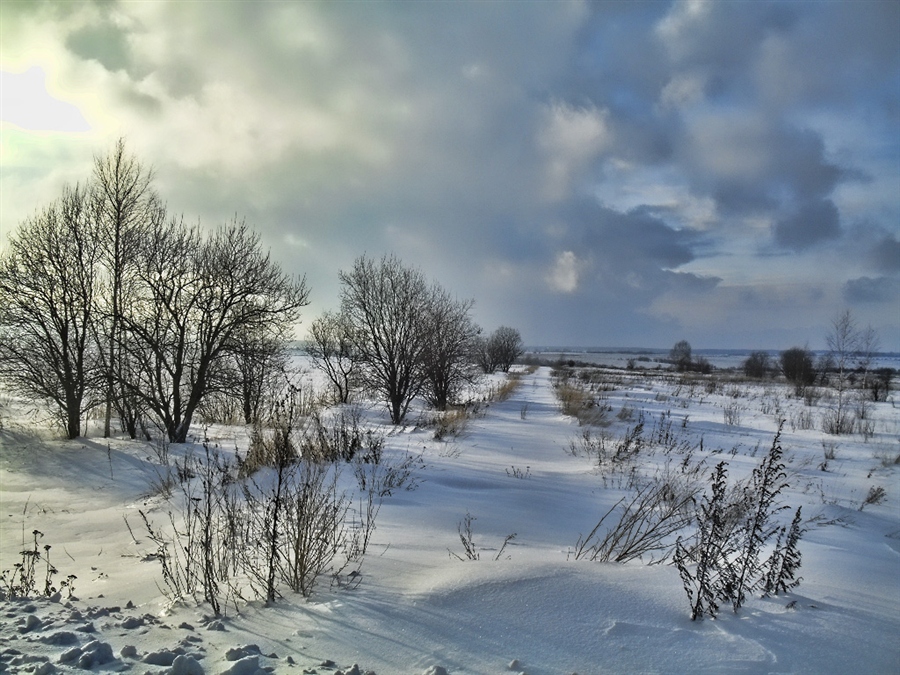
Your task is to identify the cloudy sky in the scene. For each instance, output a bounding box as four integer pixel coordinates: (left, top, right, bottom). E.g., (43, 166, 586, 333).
(2, 0, 898, 350)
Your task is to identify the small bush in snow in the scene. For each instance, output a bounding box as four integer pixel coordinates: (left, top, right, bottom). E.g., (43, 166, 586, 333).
(449, 512, 516, 562)
(567, 424, 645, 467)
(874, 451, 900, 468)
(789, 409, 815, 432)
(492, 372, 524, 403)
(674, 423, 804, 619)
(762, 506, 804, 597)
(451, 512, 480, 561)
(554, 375, 611, 426)
(674, 461, 734, 620)
(821, 406, 855, 436)
(139, 397, 401, 611)
(505, 465, 531, 479)
(859, 485, 886, 510)
(0, 529, 76, 600)
(723, 402, 743, 426)
(431, 405, 477, 441)
(742, 351, 772, 379)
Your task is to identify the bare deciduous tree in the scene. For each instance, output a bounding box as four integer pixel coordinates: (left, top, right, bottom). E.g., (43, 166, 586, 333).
(421, 289, 481, 410)
(490, 326, 525, 373)
(780, 347, 816, 395)
(227, 323, 292, 424)
(338, 254, 432, 424)
(472, 335, 497, 374)
(824, 310, 878, 434)
(476, 326, 525, 374)
(669, 340, 692, 372)
(0, 185, 102, 438)
(307, 310, 359, 405)
(0, 142, 307, 443)
(92, 138, 160, 438)
(742, 351, 771, 379)
(119, 217, 309, 442)
(857, 323, 880, 393)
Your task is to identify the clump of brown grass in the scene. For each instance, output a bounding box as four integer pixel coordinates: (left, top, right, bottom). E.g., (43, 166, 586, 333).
(492, 372, 523, 402)
(556, 381, 611, 426)
(432, 406, 473, 440)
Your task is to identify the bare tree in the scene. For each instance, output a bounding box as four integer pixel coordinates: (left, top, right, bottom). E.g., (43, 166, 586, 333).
(421, 289, 481, 410)
(780, 347, 816, 395)
(490, 326, 525, 373)
(227, 323, 292, 424)
(0, 185, 102, 438)
(92, 138, 160, 438)
(827, 310, 858, 385)
(472, 335, 496, 374)
(857, 323, 880, 393)
(339, 254, 433, 424)
(118, 217, 309, 442)
(824, 309, 874, 434)
(306, 310, 360, 405)
(669, 340, 692, 372)
(742, 351, 771, 379)
(473, 326, 525, 374)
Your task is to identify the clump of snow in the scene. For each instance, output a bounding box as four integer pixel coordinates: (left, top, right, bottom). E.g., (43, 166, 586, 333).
(422, 667, 449, 675)
(170, 654, 204, 675)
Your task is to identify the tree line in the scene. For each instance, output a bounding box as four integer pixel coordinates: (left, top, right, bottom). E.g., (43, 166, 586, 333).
(667, 310, 888, 437)
(737, 310, 887, 408)
(0, 141, 523, 441)
(666, 317, 887, 408)
(307, 258, 522, 426)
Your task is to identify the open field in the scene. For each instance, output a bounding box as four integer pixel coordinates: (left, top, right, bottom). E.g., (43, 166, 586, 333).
(1, 361, 898, 674)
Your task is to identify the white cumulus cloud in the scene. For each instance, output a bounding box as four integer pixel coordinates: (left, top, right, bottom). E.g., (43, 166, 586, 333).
(539, 102, 610, 201)
(547, 250, 581, 293)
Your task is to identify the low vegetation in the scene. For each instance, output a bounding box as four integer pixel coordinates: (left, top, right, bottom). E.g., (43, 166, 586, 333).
(139, 396, 421, 614)
(550, 336, 894, 619)
(0, 528, 77, 601)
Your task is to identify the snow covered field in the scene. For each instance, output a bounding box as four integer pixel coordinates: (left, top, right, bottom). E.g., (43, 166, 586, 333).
(1, 363, 898, 674)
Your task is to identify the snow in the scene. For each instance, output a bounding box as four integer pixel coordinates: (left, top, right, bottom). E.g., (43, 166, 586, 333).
(1, 364, 898, 674)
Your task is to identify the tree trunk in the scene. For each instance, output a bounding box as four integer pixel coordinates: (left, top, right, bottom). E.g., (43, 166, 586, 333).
(172, 416, 192, 444)
(65, 398, 81, 439)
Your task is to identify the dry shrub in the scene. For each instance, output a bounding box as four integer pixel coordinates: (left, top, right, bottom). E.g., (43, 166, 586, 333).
(859, 485, 886, 510)
(873, 450, 900, 468)
(243, 413, 298, 477)
(298, 406, 382, 463)
(789, 409, 815, 432)
(556, 381, 611, 426)
(573, 471, 699, 563)
(723, 402, 743, 426)
(432, 406, 473, 440)
(568, 423, 645, 466)
(143, 408, 396, 612)
(822, 407, 855, 435)
(492, 372, 523, 402)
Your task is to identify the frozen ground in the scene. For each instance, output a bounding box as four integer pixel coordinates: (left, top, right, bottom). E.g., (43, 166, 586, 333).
(1, 364, 898, 674)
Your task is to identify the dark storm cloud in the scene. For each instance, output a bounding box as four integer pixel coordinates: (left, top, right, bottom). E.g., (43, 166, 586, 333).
(872, 235, 900, 274)
(548, 200, 716, 307)
(665, 270, 721, 293)
(843, 276, 900, 304)
(66, 22, 131, 73)
(586, 205, 698, 272)
(651, 0, 898, 105)
(562, 1, 889, 245)
(689, 124, 845, 218)
(773, 199, 841, 251)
